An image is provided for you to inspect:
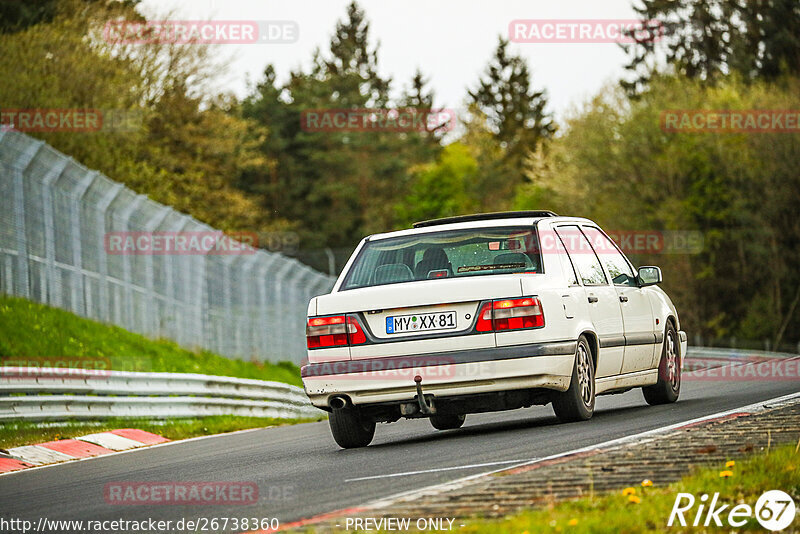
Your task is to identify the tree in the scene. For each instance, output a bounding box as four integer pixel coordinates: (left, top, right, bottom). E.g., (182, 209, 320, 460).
(394, 143, 478, 227)
(468, 38, 555, 161)
(0, 0, 138, 34)
(397, 69, 448, 161)
(0, 0, 281, 236)
(622, 0, 800, 92)
(240, 2, 443, 249)
(462, 37, 554, 210)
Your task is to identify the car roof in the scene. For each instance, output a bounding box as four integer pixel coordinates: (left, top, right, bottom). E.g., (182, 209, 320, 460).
(367, 213, 595, 241)
(413, 211, 558, 228)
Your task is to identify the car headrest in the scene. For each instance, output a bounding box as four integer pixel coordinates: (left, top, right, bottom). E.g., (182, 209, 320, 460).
(422, 247, 448, 263)
(415, 248, 452, 278)
(374, 263, 414, 285)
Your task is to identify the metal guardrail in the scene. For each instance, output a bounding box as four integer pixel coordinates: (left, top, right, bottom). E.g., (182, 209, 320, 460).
(0, 367, 320, 421)
(2, 347, 796, 422)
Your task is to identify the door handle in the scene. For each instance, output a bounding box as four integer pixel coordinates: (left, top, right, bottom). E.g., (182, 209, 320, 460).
(588, 296, 598, 303)
(619, 295, 629, 302)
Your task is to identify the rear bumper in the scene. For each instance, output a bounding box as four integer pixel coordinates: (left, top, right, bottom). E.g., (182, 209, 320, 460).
(302, 341, 576, 408)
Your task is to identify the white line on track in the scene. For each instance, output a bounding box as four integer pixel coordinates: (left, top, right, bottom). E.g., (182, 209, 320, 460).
(358, 390, 800, 511)
(345, 458, 534, 482)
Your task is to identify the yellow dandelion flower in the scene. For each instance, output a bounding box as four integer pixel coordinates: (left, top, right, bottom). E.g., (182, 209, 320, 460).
(628, 495, 641, 504)
(641, 479, 653, 487)
(622, 487, 636, 496)
(725, 460, 735, 468)
(719, 470, 734, 478)
(568, 519, 578, 526)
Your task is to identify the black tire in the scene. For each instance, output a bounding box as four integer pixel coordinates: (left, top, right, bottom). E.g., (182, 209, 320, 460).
(643, 322, 681, 405)
(430, 414, 466, 430)
(328, 409, 375, 449)
(552, 335, 595, 422)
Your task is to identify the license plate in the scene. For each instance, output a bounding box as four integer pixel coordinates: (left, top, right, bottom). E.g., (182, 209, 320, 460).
(386, 311, 457, 334)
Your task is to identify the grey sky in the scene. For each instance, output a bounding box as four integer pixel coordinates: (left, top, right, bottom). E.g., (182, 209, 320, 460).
(138, 0, 640, 120)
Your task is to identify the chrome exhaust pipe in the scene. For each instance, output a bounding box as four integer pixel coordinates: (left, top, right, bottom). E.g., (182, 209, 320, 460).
(329, 396, 347, 410)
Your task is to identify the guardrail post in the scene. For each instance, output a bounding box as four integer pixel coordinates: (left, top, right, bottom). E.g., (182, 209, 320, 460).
(40, 157, 70, 307)
(239, 255, 260, 358)
(10, 139, 44, 299)
(117, 194, 145, 331)
(202, 250, 219, 354)
(95, 182, 123, 322)
(226, 255, 244, 357)
(169, 217, 192, 346)
(69, 170, 99, 317)
(257, 254, 280, 361)
(197, 242, 210, 352)
(272, 260, 296, 362)
(142, 205, 171, 336)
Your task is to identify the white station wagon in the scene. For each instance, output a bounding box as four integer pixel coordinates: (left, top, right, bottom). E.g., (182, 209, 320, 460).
(302, 212, 687, 448)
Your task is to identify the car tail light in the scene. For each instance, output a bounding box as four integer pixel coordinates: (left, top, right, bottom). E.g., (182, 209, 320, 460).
(476, 302, 494, 332)
(475, 297, 544, 332)
(493, 297, 544, 330)
(306, 315, 367, 348)
(346, 316, 366, 344)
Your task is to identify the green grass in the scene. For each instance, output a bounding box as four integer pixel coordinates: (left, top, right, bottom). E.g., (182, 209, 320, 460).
(463, 443, 800, 533)
(0, 295, 302, 386)
(0, 416, 322, 450)
(0, 296, 324, 449)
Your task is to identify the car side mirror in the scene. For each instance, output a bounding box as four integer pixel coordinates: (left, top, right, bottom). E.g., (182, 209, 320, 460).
(637, 266, 662, 287)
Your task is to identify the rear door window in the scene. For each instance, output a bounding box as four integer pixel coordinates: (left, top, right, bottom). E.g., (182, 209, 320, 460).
(581, 226, 637, 287)
(553, 230, 579, 285)
(554, 225, 607, 286)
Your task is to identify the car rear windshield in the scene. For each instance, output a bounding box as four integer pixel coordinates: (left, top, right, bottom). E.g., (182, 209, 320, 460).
(340, 227, 542, 290)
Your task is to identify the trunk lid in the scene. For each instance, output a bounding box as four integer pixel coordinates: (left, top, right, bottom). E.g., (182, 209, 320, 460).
(317, 275, 524, 315)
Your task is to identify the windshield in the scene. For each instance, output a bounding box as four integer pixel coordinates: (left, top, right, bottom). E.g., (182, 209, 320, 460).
(340, 227, 542, 290)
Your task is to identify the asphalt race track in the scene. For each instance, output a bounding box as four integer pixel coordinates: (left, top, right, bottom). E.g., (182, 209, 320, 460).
(2, 377, 799, 531)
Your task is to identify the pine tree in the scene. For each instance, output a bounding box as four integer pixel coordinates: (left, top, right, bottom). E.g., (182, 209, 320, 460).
(240, 2, 439, 248)
(465, 37, 554, 209)
(622, 0, 800, 92)
(468, 37, 555, 160)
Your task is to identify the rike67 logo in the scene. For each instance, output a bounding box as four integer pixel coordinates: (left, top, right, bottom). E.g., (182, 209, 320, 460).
(669, 490, 796, 531)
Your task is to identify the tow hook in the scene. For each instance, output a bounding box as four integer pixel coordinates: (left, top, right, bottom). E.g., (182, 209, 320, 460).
(414, 375, 435, 415)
